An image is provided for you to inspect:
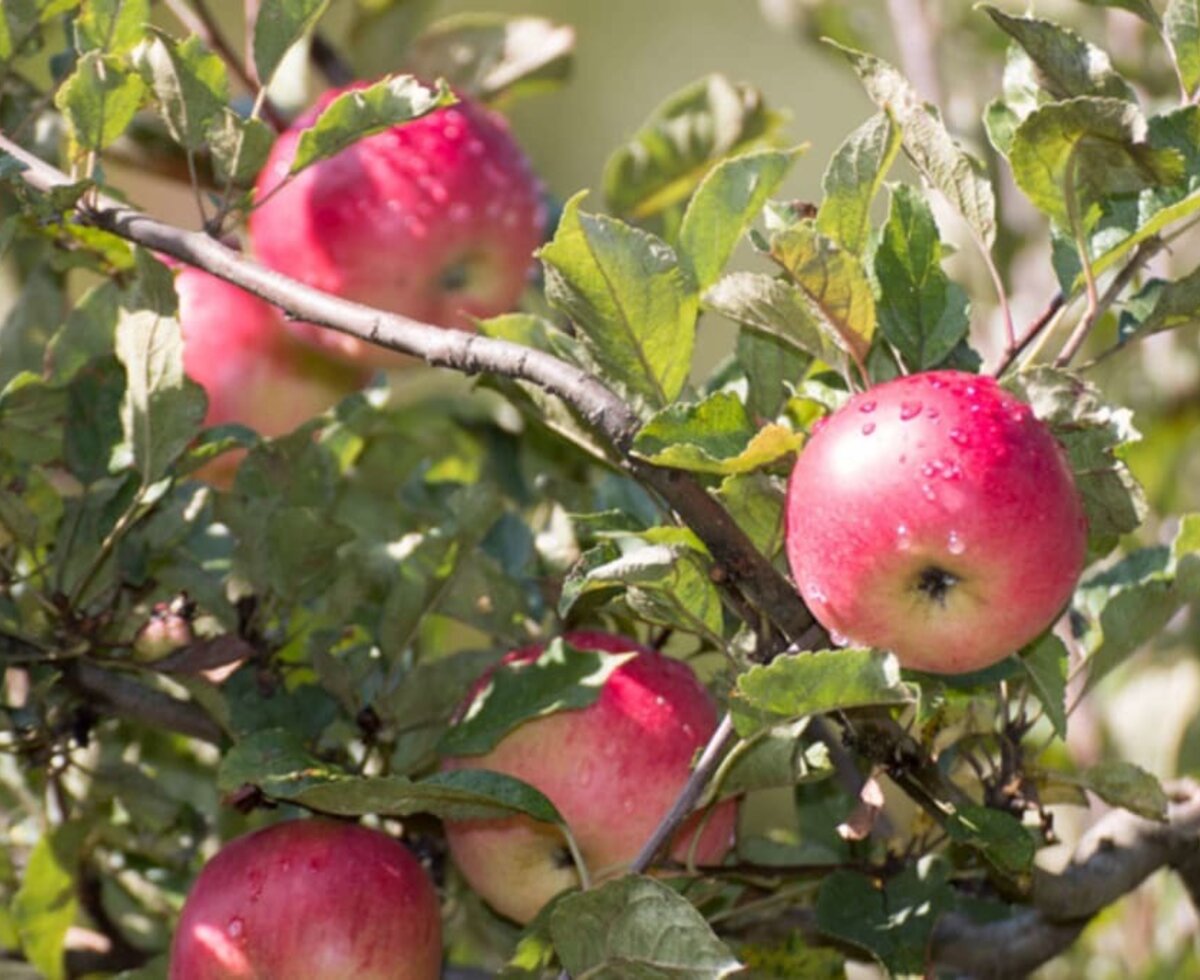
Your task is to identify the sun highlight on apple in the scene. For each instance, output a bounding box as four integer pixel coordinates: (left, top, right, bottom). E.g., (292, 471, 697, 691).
(440, 631, 738, 924)
(784, 370, 1087, 674)
(169, 819, 441, 979)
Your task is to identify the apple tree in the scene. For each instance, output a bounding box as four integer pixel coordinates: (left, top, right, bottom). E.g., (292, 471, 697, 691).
(1, 0, 1200, 976)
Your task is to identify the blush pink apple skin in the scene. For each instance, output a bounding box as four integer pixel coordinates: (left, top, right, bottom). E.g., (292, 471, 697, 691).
(785, 370, 1088, 674)
(249, 86, 545, 367)
(169, 820, 441, 980)
(441, 631, 738, 925)
(176, 268, 368, 484)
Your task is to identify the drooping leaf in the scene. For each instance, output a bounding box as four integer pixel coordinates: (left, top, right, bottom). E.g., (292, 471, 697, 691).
(767, 221, 876, 365)
(1078, 761, 1169, 821)
(440, 638, 637, 757)
(831, 43, 997, 248)
(873, 184, 970, 370)
(1010, 98, 1184, 230)
(1166, 0, 1200, 98)
(253, 0, 330, 89)
(290, 75, 454, 174)
(632, 391, 801, 474)
(539, 194, 696, 410)
(982, 7, 1137, 102)
(719, 722, 833, 798)
(135, 33, 228, 151)
(114, 310, 206, 483)
(550, 876, 742, 979)
(1117, 266, 1200, 345)
(816, 110, 902, 255)
(946, 805, 1037, 876)
(1004, 366, 1144, 557)
(603, 75, 785, 223)
(1020, 633, 1068, 739)
(404, 14, 575, 105)
(733, 649, 912, 735)
(735, 326, 812, 422)
(704, 272, 839, 364)
(11, 825, 84, 980)
(55, 51, 147, 150)
(64, 355, 125, 484)
(716, 471, 785, 558)
(75, 0, 149, 55)
(207, 109, 275, 187)
(679, 148, 799, 291)
(815, 862, 955, 976)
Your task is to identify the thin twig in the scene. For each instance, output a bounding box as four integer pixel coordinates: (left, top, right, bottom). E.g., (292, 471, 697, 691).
(993, 291, 1065, 376)
(0, 134, 817, 649)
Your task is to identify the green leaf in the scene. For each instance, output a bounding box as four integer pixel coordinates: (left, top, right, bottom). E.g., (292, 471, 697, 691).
(55, 51, 147, 150)
(253, 0, 330, 89)
(65, 355, 125, 483)
(560, 538, 724, 639)
(290, 75, 454, 174)
(299, 769, 564, 825)
(12, 826, 84, 980)
(75, 0, 149, 55)
(767, 221, 876, 364)
(550, 876, 742, 979)
(403, 14, 575, 105)
(1118, 266, 1200, 345)
(440, 638, 637, 757)
(719, 722, 832, 798)
(135, 34, 228, 151)
(705, 272, 839, 364)
(815, 863, 954, 976)
(1004, 367, 1144, 557)
(1077, 0, 1160, 24)
(265, 507, 353, 600)
(1167, 0, 1200, 97)
(0, 374, 67, 465)
(946, 805, 1037, 876)
(816, 110, 902, 255)
(736, 326, 812, 422)
(219, 729, 564, 823)
(733, 649, 912, 735)
(679, 148, 799, 291)
(1079, 761, 1169, 821)
(874, 184, 970, 370)
(539, 194, 696, 410)
(0, 0, 40, 62)
(632, 391, 801, 474)
(1021, 633, 1068, 739)
(603, 75, 785, 223)
(982, 7, 1136, 102)
(831, 43, 996, 248)
(716, 471, 785, 557)
(1010, 98, 1184, 230)
(114, 310, 206, 483)
(207, 109, 275, 187)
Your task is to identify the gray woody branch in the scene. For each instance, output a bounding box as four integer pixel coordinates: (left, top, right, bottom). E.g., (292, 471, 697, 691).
(0, 133, 819, 652)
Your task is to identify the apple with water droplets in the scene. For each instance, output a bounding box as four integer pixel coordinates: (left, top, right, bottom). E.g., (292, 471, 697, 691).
(440, 631, 738, 924)
(785, 370, 1087, 674)
(169, 819, 441, 979)
(249, 84, 546, 367)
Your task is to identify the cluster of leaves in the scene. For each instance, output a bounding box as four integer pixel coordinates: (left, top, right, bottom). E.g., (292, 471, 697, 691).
(1, 1, 1200, 977)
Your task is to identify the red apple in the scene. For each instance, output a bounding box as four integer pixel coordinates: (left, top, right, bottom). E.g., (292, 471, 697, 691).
(169, 819, 441, 979)
(785, 370, 1087, 674)
(441, 631, 738, 924)
(248, 85, 545, 367)
(176, 267, 368, 484)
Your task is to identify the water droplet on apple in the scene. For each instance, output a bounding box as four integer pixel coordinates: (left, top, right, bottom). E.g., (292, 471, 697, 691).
(895, 523, 911, 550)
(965, 384, 978, 397)
(947, 531, 965, 555)
(1010, 405, 1030, 424)
(899, 400, 922, 420)
(467, 138, 485, 156)
(920, 462, 936, 478)
(929, 377, 946, 389)
(830, 630, 850, 647)
(623, 798, 635, 814)
(803, 581, 827, 604)
(811, 416, 830, 436)
(227, 917, 245, 939)
(682, 723, 694, 738)
(949, 428, 969, 446)
(942, 462, 962, 480)
(921, 483, 936, 501)
(970, 403, 982, 414)
(859, 400, 877, 413)
(861, 422, 876, 435)
(655, 695, 666, 707)
(449, 202, 471, 223)
(926, 407, 940, 420)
